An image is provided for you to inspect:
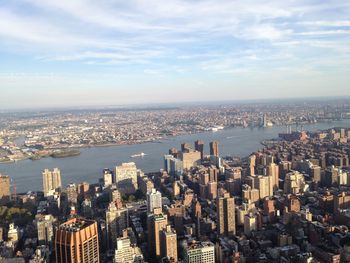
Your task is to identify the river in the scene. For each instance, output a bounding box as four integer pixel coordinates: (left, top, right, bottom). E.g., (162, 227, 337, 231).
(1, 120, 350, 193)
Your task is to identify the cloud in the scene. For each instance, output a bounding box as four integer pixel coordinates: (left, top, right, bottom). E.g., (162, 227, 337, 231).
(242, 24, 291, 40)
(299, 20, 350, 27)
(0, 0, 350, 105)
(297, 30, 350, 36)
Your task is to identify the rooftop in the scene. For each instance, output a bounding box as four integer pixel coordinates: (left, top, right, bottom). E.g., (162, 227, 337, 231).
(59, 218, 95, 232)
(187, 241, 214, 250)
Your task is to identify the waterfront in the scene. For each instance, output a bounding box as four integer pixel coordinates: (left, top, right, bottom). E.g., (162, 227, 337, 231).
(1, 120, 350, 193)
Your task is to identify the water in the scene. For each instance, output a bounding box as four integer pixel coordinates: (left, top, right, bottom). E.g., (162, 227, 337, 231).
(1, 120, 350, 193)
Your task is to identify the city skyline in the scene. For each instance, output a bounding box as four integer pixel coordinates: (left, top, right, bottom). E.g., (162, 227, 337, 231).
(1, 0, 350, 108)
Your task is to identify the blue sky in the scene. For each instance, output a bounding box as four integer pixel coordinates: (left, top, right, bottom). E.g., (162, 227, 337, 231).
(0, 0, 350, 108)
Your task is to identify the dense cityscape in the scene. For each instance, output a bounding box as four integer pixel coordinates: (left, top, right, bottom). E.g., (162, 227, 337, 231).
(1, 120, 350, 262)
(0, 99, 349, 163)
(1, 0, 350, 262)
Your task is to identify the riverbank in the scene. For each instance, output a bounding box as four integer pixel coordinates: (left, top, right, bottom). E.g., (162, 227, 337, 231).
(1, 119, 348, 165)
(1, 119, 350, 193)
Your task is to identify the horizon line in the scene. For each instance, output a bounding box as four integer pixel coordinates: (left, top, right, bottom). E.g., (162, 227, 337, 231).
(1, 95, 350, 113)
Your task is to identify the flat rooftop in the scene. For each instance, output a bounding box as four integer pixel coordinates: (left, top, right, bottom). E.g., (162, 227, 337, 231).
(60, 218, 95, 232)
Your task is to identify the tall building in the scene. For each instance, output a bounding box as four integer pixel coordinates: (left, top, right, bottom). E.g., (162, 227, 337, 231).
(244, 213, 256, 236)
(169, 148, 179, 158)
(207, 181, 218, 200)
(181, 143, 192, 153)
(181, 150, 201, 170)
(106, 202, 129, 250)
(334, 192, 350, 213)
(184, 241, 215, 263)
(42, 168, 61, 197)
(147, 188, 162, 214)
(164, 154, 174, 173)
(114, 230, 144, 263)
(147, 210, 168, 259)
(160, 225, 178, 262)
(248, 155, 256, 176)
(138, 176, 155, 196)
(115, 162, 138, 194)
(310, 165, 321, 184)
(78, 182, 90, 199)
(262, 114, 267, 127)
(263, 197, 275, 221)
(242, 184, 259, 203)
(164, 155, 183, 176)
(209, 141, 219, 157)
(102, 168, 113, 188)
(65, 183, 78, 204)
(0, 174, 10, 200)
(284, 171, 305, 194)
(195, 140, 204, 160)
(279, 161, 292, 180)
(35, 214, 55, 246)
(110, 188, 123, 209)
(8, 223, 19, 243)
(55, 217, 99, 263)
(237, 200, 255, 226)
(324, 166, 345, 187)
(255, 175, 273, 200)
(266, 163, 279, 191)
(216, 191, 235, 236)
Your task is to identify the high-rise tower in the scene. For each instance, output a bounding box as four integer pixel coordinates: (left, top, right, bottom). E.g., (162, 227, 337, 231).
(42, 168, 61, 197)
(195, 140, 204, 160)
(147, 188, 162, 214)
(216, 190, 235, 236)
(55, 217, 99, 263)
(0, 174, 10, 200)
(209, 141, 219, 157)
(147, 209, 168, 259)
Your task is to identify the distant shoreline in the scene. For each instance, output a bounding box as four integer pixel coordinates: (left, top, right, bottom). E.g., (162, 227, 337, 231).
(0, 119, 348, 165)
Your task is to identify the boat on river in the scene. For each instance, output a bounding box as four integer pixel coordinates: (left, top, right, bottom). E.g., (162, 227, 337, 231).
(130, 152, 146, 158)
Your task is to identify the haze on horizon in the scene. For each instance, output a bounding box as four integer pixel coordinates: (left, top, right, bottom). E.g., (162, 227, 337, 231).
(0, 0, 350, 109)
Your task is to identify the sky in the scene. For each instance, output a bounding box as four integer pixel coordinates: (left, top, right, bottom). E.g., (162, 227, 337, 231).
(0, 0, 350, 109)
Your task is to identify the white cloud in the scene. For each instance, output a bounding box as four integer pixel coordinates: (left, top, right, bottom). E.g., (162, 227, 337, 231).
(299, 20, 350, 27)
(0, 0, 350, 103)
(298, 30, 350, 36)
(242, 24, 291, 40)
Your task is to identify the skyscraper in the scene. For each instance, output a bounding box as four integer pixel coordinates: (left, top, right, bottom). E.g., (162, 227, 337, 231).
(35, 214, 55, 246)
(65, 183, 78, 204)
(164, 155, 183, 176)
(184, 241, 215, 263)
(106, 202, 128, 250)
(42, 168, 61, 197)
(284, 171, 305, 194)
(0, 174, 10, 200)
(114, 230, 144, 263)
(102, 168, 113, 188)
(209, 141, 219, 157)
(216, 191, 235, 236)
(147, 188, 162, 214)
(55, 217, 99, 263)
(310, 165, 321, 185)
(160, 225, 178, 262)
(147, 210, 168, 259)
(180, 150, 201, 170)
(262, 113, 267, 127)
(115, 162, 138, 194)
(255, 175, 273, 200)
(266, 162, 279, 191)
(195, 140, 204, 160)
(181, 143, 192, 153)
(324, 166, 339, 187)
(244, 213, 257, 236)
